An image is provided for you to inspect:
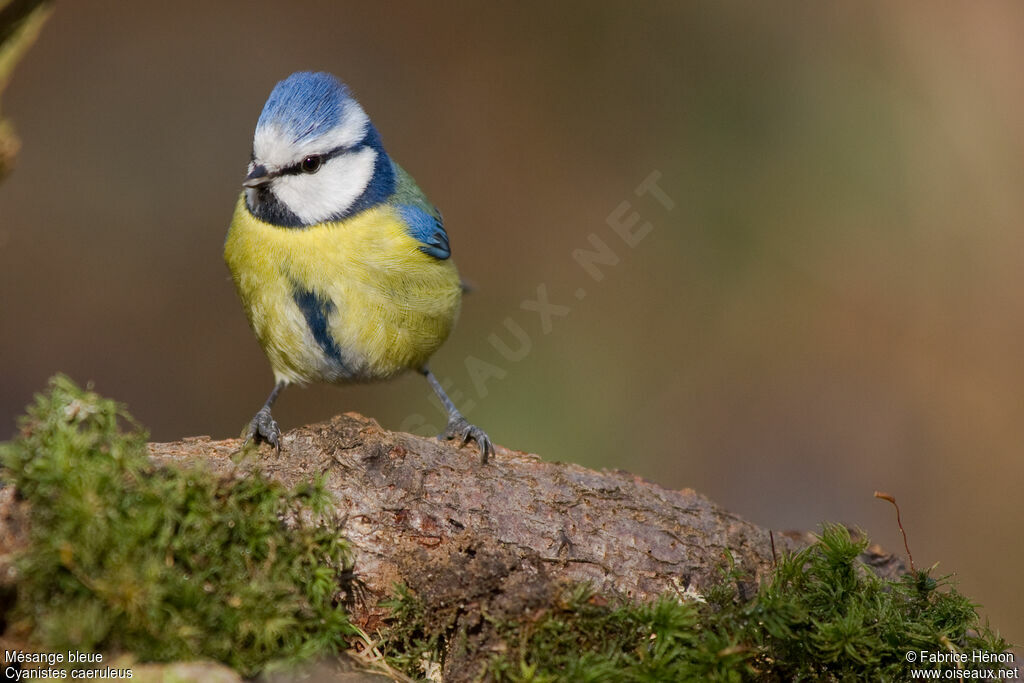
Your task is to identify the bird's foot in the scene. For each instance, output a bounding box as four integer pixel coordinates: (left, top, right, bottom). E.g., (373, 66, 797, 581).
(440, 415, 494, 464)
(245, 406, 281, 451)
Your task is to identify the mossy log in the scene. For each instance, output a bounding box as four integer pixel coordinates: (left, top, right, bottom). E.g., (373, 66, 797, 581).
(148, 414, 904, 632)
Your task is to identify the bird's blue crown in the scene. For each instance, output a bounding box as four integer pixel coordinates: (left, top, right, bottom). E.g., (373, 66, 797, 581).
(257, 71, 356, 143)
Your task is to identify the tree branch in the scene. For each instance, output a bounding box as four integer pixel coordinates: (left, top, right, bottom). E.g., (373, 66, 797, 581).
(148, 412, 904, 630)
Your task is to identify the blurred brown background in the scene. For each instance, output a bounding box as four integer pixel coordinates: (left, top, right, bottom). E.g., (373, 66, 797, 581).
(1, 2, 1021, 645)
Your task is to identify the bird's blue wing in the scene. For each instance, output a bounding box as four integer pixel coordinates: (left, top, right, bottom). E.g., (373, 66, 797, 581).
(398, 204, 451, 260)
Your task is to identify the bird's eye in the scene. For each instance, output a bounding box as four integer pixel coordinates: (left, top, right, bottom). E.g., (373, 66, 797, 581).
(301, 155, 323, 174)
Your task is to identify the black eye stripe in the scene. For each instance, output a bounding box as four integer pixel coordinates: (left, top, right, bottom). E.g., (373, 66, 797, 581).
(277, 144, 350, 177)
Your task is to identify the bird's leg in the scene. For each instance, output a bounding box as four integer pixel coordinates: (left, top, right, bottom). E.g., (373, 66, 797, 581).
(420, 367, 494, 464)
(245, 381, 285, 451)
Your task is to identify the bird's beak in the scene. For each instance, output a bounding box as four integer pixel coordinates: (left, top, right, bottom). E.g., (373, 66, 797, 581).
(243, 164, 273, 188)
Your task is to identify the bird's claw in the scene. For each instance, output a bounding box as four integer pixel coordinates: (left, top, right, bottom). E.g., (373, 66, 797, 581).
(440, 415, 494, 464)
(245, 407, 281, 452)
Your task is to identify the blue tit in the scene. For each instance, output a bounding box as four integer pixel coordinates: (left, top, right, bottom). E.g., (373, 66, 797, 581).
(224, 71, 493, 462)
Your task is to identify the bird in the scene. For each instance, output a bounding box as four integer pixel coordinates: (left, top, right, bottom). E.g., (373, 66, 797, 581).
(224, 71, 493, 462)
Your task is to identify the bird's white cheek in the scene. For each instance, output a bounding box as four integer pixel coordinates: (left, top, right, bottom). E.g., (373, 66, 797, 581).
(273, 147, 376, 225)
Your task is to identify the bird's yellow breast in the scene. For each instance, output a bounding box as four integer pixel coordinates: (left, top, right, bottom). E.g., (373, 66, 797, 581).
(224, 195, 461, 385)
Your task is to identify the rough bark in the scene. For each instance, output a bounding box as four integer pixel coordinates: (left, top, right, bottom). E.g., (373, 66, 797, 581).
(148, 412, 905, 632)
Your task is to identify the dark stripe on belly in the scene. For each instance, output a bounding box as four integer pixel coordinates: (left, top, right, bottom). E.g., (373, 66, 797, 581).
(291, 285, 347, 369)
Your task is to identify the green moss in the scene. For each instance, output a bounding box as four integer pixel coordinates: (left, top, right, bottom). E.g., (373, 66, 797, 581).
(381, 526, 1010, 682)
(1, 375, 356, 676)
